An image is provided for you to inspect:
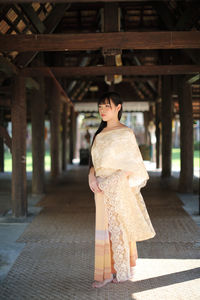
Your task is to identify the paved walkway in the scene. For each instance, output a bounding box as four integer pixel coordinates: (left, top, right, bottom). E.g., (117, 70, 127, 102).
(0, 166, 200, 300)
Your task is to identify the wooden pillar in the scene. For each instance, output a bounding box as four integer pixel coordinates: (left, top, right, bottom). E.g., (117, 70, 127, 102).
(62, 103, 68, 171)
(155, 97, 161, 169)
(69, 106, 76, 164)
(178, 77, 194, 192)
(11, 75, 27, 217)
(50, 82, 61, 178)
(143, 111, 149, 145)
(73, 111, 77, 159)
(69, 106, 73, 164)
(0, 110, 4, 172)
(161, 76, 172, 177)
(31, 79, 45, 194)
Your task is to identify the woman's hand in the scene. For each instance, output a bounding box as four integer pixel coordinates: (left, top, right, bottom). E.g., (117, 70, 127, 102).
(88, 171, 103, 194)
(124, 170, 132, 177)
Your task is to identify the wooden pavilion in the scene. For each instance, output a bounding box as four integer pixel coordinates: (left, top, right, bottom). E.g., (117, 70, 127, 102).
(0, 0, 199, 217)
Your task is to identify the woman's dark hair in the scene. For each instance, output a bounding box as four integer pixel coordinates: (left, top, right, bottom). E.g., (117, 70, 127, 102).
(88, 91, 123, 171)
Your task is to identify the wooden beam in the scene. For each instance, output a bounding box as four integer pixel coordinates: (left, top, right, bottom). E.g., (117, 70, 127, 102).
(187, 74, 200, 84)
(14, 4, 69, 67)
(67, 76, 158, 82)
(0, 0, 151, 2)
(20, 4, 46, 33)
(132, 55, 157, 96)
(153, 2, 200, 64)
(21, 65, 200, 77)
(1, 32, 200, 52)
(47, 69, 73, 106)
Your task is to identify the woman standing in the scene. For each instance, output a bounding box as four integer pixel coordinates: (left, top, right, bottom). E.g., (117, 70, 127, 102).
(88, 92, 156, 288)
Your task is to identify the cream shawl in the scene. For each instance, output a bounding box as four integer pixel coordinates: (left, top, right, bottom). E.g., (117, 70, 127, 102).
(91, 127, 149, 192)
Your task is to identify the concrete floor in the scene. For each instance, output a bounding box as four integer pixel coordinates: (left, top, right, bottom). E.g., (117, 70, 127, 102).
(0, 165, 200, 299)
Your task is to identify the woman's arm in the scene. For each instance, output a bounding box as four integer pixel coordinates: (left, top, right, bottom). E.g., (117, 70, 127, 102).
(88, 166, 103, 193)
(88, 166, 95, 176)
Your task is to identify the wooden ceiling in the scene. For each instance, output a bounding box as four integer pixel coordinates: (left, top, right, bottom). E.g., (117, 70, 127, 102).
(0, 1, 200, 119)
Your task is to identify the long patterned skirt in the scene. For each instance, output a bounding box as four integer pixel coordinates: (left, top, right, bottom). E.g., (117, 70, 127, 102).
(94, 190, 138, 282)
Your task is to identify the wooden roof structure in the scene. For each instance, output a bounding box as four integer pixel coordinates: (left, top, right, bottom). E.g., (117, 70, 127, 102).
(0, 0, 200, 118)
(0, 0, 199, 217)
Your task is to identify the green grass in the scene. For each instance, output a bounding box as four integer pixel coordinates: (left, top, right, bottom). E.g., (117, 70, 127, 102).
(4, 151, 51, 172)
(172, 148, 199, 169)
(4, 148, 199, 172)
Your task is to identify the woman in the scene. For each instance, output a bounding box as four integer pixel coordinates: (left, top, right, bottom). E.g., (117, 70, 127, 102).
(88, 92, 156, 288)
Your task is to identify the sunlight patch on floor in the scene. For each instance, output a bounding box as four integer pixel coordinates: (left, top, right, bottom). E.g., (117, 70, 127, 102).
(130, 258, 200, 300)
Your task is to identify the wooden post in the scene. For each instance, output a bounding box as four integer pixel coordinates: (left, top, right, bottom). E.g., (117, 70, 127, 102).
(0, 110, 4, 172)
(31, 79, 45, 194)
(73, 111, 77, 160)
(49, 81, 61, 178)
(178, 77, 194, 192)
(155, 97, 161, 169)
(69, 106, 76, 164)
(161, 76, 172, 177)
(69, 106, 73, 164)
(11, 75, 27, 217)
(62, 103, 68, 171)
(143, 111, 150, 145)
(66, 104, 71, 164)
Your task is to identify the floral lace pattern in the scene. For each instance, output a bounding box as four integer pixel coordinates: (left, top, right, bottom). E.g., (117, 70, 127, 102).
(97, 169, 155, 282)
(97, 170, 131, 281)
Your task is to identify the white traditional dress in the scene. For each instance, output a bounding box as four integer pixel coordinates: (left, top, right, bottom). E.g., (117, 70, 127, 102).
(91, 127, 156, 282)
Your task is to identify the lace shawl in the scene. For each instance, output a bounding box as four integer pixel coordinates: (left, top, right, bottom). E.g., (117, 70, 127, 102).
(91, 128, 149, 192)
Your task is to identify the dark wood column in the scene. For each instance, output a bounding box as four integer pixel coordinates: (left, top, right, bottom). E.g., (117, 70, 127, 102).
(31, 79, 45, 194)
(156, 77, 162, 169)
(69, 106, 77, 164)
(73, 111, 77, 160)
(155, 97, 161, 169)
(49, 82, 61, 179)
(143, 111, 150, 145)
(69, 106, 73, 164)
(66, 104, 71, 164)
(178, 77, 194, 192)
(62, 103, 68, 171)
(0, 111, 4, 172)
(161, 76, 173, 177)
(11, 75, 27, 217)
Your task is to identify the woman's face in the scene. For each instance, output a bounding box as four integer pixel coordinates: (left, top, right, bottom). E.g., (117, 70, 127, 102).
(98, 98, 121, 121)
